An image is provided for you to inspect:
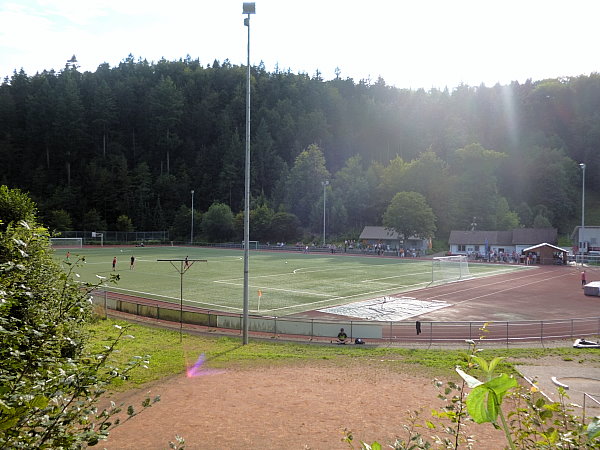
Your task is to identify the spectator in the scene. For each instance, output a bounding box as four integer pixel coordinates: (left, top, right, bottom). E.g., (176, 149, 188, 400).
(337, 328, 348, 344)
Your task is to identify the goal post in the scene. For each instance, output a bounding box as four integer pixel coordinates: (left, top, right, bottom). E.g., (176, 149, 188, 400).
(431, 255, 471, 284)
(49, 237, 83, 248)
(242, 240, 259, 249)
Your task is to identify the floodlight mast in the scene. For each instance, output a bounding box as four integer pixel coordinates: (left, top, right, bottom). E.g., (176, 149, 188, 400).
(580, 163, 586, 255)
(242, 2, 255, 345)
(157, 258, 206, 342)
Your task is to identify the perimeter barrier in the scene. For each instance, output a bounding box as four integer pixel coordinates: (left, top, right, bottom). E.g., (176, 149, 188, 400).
(91, 289, 600, 347)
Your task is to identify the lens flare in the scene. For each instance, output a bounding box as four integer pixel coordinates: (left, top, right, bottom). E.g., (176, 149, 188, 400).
(186, 353, 225, 378)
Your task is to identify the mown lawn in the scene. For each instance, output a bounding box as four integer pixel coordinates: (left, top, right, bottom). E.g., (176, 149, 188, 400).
(87, 317, 600, 391)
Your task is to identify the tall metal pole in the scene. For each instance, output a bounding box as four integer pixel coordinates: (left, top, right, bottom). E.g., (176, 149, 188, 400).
(190, 190, 194, 245)
(580, 163, 586, 255)
(322, 180, 329, 247)
(180, 261, 184, 341)
(242, 3, 255, 345)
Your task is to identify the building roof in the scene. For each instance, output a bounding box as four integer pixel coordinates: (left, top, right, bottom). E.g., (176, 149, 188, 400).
(522, 243, 568, 253)
(359, 226, 426, 242)
(448, 228, 557, 246)
(448, 230, 511, 245)
(511, 228, 557, 244)
(359, 226, 401, 240)
(570, 226, 600, 240)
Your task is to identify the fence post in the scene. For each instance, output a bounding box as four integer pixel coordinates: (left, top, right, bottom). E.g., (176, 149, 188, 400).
(429, 322, 433, 348)
(104, 291, 107, 318)
(469, 322, 472, 339)
(311, 319, 314, 340)
(390, 321, 393, 344)
(274, 316, 277, 338)
(540, 321, 544, 346)
(506, 321, 509, 348)
(571, 319, 574, 339)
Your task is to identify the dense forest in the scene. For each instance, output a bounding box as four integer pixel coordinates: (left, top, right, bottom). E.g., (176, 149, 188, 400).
(1, 55, 598, 243)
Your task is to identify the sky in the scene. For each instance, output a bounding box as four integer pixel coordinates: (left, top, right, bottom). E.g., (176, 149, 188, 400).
(1, 0, 599, 90)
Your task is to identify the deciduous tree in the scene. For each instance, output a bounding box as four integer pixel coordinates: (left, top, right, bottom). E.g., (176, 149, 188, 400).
(383, 191, 436, 246)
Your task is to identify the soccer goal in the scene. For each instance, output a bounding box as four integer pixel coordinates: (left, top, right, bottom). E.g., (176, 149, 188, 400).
(431, 255, 471, 284)
(49, 237, 83, 248)
(241, 240, 259, 249)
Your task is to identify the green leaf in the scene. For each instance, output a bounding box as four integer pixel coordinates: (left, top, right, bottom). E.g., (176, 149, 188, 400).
(466, 384, 499, 423)
(29, 395, 49, 409)
(465, 374, 517, 424)
(487, 356, 506, 375)
(587, 416, 600, 440)
(484, 374, 517, 404)
(471, 355, 489, 373)
(0, 416, 19, 431)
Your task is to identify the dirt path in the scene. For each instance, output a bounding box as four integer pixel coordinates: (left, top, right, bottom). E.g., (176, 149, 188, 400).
(103, 362, 507, 449)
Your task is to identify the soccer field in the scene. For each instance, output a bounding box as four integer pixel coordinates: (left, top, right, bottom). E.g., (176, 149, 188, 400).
(56, 246, 526, 317)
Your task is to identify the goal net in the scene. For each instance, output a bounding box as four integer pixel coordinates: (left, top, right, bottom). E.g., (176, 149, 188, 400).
(242, 240, 259, 249)
(49, 237, 83, 248)
(431, 255, 471, 284)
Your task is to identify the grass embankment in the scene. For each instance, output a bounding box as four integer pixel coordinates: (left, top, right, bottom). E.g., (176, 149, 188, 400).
(87, 318, 600, 391)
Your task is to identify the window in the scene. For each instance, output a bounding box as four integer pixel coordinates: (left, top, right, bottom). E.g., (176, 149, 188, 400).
(474, 245, 480, 252)
(458, 245, 466, 252)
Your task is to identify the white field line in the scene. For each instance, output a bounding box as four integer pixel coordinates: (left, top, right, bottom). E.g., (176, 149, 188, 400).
(361, 270, 432, 283)
(289, 261, 431, 276)
(451, 271, 574, 305)
(263, 281, 431, 313)
(214, 280, 334, 297)
(217, 264, 526, 313)
(423, 266, 549, 300)
(98, 285, 242, 311)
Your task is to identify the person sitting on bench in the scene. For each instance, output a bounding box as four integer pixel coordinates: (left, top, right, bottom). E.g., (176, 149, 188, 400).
(337, 328, 348, 344)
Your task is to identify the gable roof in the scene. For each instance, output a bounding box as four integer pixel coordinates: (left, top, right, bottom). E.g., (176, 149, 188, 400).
(448, 230, 511, 245)
(449, 228, 557, 246)
(511, 228, 557, 244)
(359, 226, 401, 240)
(522, 243, 568, 253)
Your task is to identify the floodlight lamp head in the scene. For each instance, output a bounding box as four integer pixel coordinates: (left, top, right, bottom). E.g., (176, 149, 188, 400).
(243, 2, 256, 14)
(580, 163, 586, 170)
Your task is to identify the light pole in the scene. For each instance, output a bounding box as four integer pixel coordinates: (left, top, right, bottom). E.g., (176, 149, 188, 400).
(322, 180, 329, 247)
(242, 2, 255, 345)
(580, 163, 586, 255)
(190, 190, 194, 244)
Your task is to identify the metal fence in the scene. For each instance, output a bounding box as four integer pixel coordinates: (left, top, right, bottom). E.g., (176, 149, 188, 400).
(91, 290, 600, 347)
(60, 230, 169, 244)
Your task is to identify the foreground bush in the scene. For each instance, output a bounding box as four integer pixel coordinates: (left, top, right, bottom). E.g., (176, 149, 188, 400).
(0, 186, 156, 448)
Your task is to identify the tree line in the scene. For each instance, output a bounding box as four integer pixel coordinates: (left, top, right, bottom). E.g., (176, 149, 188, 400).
(1, 55, 596, 242)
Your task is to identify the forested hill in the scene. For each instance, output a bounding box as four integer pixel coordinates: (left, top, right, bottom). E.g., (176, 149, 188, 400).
(1, 56, 598, 241)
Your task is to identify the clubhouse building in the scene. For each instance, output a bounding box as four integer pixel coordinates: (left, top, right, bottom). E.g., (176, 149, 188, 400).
(448, 228, 558, 257)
